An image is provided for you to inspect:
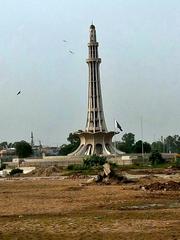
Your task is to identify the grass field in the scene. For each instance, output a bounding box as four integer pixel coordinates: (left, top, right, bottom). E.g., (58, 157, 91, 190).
(0, 176, 179, 240)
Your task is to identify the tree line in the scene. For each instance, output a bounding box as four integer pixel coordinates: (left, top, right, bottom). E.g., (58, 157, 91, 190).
(116, 133, 180, 154)
(1, 132, 179, 158)
(59, 132, 180, 155)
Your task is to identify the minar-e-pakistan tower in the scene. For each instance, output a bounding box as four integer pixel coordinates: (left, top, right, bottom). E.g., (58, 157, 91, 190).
(69, 24, 122, 156)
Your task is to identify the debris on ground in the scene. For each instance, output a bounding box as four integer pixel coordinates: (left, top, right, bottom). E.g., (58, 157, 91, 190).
(128, 168, 179, 175)
(67, 173, 90, 180)
(141, 181, 180, 191)
(87, 163, 133, 185)
(163, 168, 177, 175)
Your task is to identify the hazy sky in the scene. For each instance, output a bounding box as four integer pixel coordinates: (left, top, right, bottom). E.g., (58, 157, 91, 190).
(0, 0, 179, 146)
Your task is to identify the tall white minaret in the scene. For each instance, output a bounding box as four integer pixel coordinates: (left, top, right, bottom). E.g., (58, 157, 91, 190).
(85, 24, 107, 133)
(69, 24, 123, 156)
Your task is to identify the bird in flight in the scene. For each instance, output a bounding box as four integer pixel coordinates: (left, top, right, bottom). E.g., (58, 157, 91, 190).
(69, 50, 74, 54)
(17, 91, 21, 95)
(63, 40, 67, 43)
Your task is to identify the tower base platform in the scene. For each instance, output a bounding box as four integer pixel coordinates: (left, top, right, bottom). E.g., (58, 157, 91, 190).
(68, 131, 123, 156)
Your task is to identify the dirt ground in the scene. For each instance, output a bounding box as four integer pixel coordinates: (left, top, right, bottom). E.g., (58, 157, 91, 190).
(0, 175, 179, 240)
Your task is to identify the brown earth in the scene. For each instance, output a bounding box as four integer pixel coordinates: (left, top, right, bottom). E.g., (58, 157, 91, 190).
(143, 181, 180, 191)
(24, 165, 63, 177)
(0, 176, 179, 240)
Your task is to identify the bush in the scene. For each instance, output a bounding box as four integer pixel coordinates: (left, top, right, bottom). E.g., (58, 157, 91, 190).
(66, 155, 107, 173)
(0, 164, 6, 171)
(109, 162, 118, 169)
(67, 164, 88, 171)
(9, 168, 23, 176)
(83, 155, 107, 167)
(175, 158, 180, 168)
(149, 151, 165, 165)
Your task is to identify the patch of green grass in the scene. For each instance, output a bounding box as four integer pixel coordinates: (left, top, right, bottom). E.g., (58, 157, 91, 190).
(117, 162, 177, 171)
(67, 164, 89, 171)
(150, 162, 173, 169)
(65, 163, 104, 175)
(64, 161, 178, 176)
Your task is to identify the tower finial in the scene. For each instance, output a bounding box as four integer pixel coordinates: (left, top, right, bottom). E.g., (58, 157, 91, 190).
(90, 20, 95, 30)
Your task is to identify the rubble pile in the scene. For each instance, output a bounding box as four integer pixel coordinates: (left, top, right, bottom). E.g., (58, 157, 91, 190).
(87, 163, 132, 185)
(142, 181, 180, 191)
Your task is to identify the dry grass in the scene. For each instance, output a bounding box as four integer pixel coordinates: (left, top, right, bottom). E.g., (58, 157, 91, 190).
(0, 177, 179, 240)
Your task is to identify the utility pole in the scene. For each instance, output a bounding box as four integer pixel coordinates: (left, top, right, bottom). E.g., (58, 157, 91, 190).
(161, 136, 165, 153)
(141, 117, 144, 164)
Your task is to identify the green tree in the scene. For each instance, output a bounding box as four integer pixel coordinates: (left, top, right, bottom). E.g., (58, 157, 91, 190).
(67, 132, 80, 146)
(116, 133, 135, 153)
(59, 132, 81, 156)
(58, 144, 76, 156)
(151, 141, 164, 152)
(8, 142, 13, 148)
(165, 135, 180, 153)
(133, 140, 151, 153)
(0, 142, 8, 150)
(14, 141, 32, 158)
(149, 150, 165, 165)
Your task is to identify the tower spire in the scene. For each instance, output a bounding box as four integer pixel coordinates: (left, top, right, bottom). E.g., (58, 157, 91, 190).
(86, 24, 107, 133)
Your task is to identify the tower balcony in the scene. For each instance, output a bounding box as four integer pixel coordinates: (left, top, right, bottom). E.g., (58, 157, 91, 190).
(88, 42, 99, 47)
(86, 58, 101, 63)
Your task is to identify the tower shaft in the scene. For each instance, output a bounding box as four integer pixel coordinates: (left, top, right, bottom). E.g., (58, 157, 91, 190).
(69, 24, 123, 156)
(86, 25, 107, 133)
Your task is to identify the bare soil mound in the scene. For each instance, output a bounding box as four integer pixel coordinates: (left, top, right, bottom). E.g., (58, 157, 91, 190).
(25, 165, 61, 177)
(143, 181, 180, 191)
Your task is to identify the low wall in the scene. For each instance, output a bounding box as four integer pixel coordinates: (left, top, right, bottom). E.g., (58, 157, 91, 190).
(20, 156, 84, 167)
(5, 153, 154, 168)
(109, 157, 133, 165)
(19, 155, 137, 167)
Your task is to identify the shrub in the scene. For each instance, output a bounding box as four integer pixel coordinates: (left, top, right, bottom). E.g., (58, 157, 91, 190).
(109, 162, 118, 169)
(149, 151, 165, 165)
(83, 155, 107, 167)
(175, 157, 180, 168)
(0, 164, 6, 171)
(9, 168, 23, 176)
(67, 164, 88, 171)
